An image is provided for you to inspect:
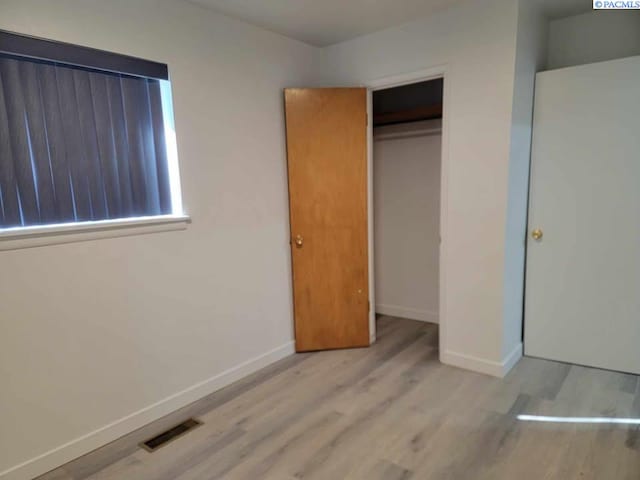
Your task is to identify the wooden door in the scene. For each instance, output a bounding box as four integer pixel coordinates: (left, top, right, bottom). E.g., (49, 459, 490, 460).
(284, 88, 369, 352)
(525, 56, 640, 374)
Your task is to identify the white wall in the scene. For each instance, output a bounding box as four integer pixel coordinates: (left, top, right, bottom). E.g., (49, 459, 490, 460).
(373, 120, 441, 324)
(547, 10, 640, 70)
(0, 1, 320, 478)
(323, 0, 521, 376)
(502, 0, 548, 361)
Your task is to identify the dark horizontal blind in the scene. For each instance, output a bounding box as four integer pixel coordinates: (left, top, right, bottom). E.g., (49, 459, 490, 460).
(0, 30, 168, 80)
(0, 55, 172, 228)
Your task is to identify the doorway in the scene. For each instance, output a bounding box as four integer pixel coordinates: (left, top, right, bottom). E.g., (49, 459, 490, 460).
(370, 77, 444, 343)
(283, 69, 448, 354)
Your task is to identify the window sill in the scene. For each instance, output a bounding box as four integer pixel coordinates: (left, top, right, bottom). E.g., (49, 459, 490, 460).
(0, 215, 191, 251)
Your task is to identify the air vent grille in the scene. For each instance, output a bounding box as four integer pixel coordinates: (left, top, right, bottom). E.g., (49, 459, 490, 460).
(140, 418, 203, 452)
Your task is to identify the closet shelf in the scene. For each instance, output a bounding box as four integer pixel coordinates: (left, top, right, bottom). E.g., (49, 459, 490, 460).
(373, 104, 442, 127)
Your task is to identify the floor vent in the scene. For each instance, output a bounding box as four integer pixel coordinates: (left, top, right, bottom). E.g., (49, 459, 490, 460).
(140, 418, 203, 452)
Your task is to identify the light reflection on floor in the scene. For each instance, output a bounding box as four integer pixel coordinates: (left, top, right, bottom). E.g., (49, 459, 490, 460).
(518, 414, 640, 425)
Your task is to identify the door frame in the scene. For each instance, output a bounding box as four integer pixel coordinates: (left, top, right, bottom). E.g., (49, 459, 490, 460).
(365, 64, 450, 356)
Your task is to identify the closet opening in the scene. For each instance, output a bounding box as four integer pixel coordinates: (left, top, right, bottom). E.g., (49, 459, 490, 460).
(371, 77, 443, 345)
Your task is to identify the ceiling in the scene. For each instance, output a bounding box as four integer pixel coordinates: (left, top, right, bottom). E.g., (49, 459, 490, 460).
(537, 0, 592, 19)
(189, 0, 593, 47)
(189, 0, 467, 46)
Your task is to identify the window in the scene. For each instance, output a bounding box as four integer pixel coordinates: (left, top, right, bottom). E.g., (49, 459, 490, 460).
(0, 31, 183, 233)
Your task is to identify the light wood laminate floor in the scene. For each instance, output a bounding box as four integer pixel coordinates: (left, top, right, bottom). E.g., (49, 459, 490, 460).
(38, 317, 640, 480)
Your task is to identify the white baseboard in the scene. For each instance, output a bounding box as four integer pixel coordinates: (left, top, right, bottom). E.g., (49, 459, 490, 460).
(1, 341, 296, 480)
(502, 343, 524, 375)
(441, 343, 523, 378)
(375, 304, 438, 324)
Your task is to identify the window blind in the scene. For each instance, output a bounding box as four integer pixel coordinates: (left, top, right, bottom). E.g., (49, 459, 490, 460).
(0, 30, 168, 80)
(0, 30, 176, 229)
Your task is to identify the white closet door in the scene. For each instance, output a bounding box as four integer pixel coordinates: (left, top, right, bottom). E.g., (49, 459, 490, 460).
(525, 55, 640, 374)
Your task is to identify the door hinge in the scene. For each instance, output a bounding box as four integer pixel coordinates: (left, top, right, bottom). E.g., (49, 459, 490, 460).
(368, 301, 370, 312)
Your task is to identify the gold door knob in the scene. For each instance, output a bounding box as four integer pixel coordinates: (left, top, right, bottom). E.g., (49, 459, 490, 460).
(294, 235, 304, 247)
(531, 229, 543, 241)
